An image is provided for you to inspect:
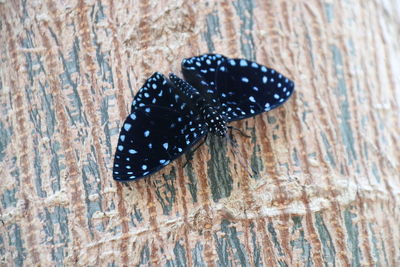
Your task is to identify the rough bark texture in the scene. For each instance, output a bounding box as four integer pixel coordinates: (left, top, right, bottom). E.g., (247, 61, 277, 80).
(1, 0, 399, 266)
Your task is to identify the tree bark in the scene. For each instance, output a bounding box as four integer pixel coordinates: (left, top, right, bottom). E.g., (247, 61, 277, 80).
(1, 0, 399, 266)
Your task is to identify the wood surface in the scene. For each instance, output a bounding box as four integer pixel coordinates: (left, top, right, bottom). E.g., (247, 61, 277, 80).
(1, 0, 399, 266)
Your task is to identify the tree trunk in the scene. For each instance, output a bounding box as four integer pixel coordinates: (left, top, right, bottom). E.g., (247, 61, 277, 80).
(1, 0, 399, 266)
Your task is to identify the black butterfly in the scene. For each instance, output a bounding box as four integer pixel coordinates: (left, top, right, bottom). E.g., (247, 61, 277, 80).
(113, 54, 294, 181)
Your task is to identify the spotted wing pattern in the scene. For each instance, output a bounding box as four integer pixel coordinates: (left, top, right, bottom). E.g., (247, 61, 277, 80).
(181, 54, 295, 122)
(131, 72, 185, 113)
(181, 54, 225, 107)
(114, 73, 206, 181)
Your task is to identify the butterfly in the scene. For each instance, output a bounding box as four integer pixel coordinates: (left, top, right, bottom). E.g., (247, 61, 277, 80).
(113, 54, 295, 181)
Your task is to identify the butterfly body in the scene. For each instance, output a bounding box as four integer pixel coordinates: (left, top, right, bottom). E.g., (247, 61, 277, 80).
(169, 73, 227, 137)
(113, 54, 294, 181)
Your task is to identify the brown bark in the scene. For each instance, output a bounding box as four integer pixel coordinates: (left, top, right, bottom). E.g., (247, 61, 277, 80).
(0, 0, 399, 266)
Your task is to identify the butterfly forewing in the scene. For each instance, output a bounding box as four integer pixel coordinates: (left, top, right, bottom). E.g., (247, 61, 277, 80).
(181, 54, 226, 107)
(181, 54, 294, 122)
(216, 58, 295, 121)
(114, 73, 207, 181)
(131, 72, 182, 113)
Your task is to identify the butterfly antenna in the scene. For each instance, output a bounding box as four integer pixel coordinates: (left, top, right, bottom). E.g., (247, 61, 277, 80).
(224, 131, 257, 178)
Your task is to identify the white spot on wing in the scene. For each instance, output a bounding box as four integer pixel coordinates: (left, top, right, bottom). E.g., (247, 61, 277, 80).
(262, 76, 268, 84)
(128, 149, 137, 154)
(124, 123, 132, 131)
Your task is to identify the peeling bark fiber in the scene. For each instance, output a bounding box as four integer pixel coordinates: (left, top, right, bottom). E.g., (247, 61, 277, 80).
(1, 0, 399, 266)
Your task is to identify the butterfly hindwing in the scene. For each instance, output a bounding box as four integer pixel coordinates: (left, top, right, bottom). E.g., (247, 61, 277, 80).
(114, 73, 207, 181)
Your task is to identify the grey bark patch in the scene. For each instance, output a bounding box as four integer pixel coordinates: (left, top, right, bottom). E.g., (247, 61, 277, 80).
(250, 126, 264, 179)
(344, 207, 362, 266)
(368, 223, 381, 265)
(214, 219, 251, 267)
(207, 136, 233, 202)
(371, 163, 380, 183)
(135, 243, 150, 267)
(331, 45, 357, 165)
(250, 222, 263, 266)
(324, 3, 334, 23)
(1, 187, 17, 209)
(291, 216, 313, 267)
(268, 221, 285, 257)
(233, 0, 256, 59)
(185, 161, 198, 203)
(0, 115, 12, 163)
(320, 132, 336, 167)
(165, 242, 187, 267)
(202, 10, 221, 52)
(153, 167, 177, 215)
(315, 212, 336, 266)
(8, 224, 27, 267)
(192, 242, 205, 267)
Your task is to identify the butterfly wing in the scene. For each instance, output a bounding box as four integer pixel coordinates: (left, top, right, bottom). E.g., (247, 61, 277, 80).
(181, 54, 226, 108)
(181, 54, 295, 122)
(216, 57, 295, 121)
(114, 73, 206, 181)
(131, 72, 183, 113)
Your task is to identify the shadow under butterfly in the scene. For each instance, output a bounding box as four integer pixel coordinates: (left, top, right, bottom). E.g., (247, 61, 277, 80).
(113, 54, 295, 181)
